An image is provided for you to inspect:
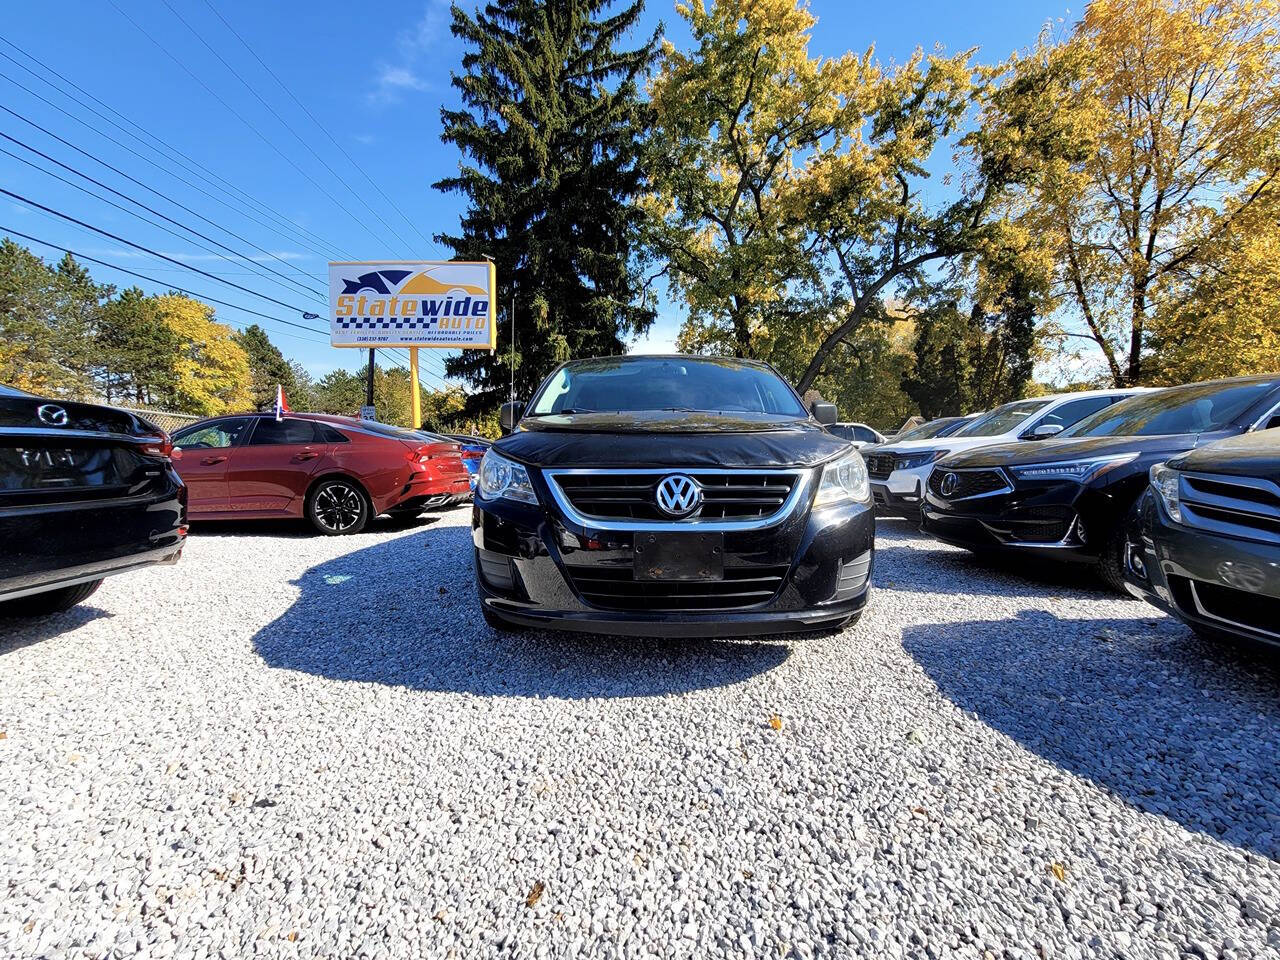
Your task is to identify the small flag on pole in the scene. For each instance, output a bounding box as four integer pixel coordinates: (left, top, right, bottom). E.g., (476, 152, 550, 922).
(274, 384, 290, 421)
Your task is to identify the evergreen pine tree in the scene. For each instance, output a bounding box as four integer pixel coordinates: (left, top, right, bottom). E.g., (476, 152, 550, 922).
(435, 0, 659, 412)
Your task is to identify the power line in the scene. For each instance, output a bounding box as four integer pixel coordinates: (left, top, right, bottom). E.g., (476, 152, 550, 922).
(0, 63, 348, 266)
(0, 39, 350, 262)
(105, 0, 388, 252)
(196, 0, 442, 256)
(158, 0, 419, 258)
(1, 133, 326, 303)
(2, 226, 329, 344)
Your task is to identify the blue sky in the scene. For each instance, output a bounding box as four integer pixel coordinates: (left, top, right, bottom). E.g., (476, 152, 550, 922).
(2, 0, 1073, 394)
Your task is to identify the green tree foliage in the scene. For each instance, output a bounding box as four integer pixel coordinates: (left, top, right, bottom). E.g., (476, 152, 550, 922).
(97, 287, 181, 406)
(234, 324, 313, 411)
(0, 240, 110, 398)
(435, 0, 659, 411)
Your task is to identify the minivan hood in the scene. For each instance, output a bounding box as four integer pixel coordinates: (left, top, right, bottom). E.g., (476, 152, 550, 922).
(1170, 429, 1280, 483)
(940, 432, 1221, 469)
(497, 414, 848, 469)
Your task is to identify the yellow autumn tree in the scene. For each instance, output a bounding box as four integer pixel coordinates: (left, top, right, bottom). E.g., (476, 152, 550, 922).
(1005, 0, 1280, 385)
(153, 293, 251, 416)
(1146, 191, 1280, 382)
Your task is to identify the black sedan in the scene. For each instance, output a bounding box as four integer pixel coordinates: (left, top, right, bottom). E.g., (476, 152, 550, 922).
(0, 385, 186, 616)
(472, 355, 874, 637)
(1126, 430, 1280, 648)
(920, 374, 1280, 590)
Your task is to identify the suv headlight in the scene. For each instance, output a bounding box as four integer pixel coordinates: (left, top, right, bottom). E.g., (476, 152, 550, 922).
(895, 450, 948, 471)
(1009, 453, 1137, 483)
(1149, 462, 1182, 523)
(477, 449, 538, 505)
(815, 448, 871, 506)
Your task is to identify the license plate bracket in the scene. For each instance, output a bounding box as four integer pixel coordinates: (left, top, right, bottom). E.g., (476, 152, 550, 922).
(634, 532, 724, 581)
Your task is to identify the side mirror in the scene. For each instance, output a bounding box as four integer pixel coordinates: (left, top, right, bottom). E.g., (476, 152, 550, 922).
(499, 401, 524, 433)
(1026, 423, 1063, 440)
(811, 402, 837, 426)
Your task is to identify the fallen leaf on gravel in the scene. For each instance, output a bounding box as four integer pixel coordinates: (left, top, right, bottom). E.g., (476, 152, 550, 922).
(285, 932, 298, 942)
(768, 714, 782, 730)
(742, 869, 754, 879)
(905, 728, 924, 745)
(525, 880, 545, 907)
(23, 920, 34, 934)
(67, 753, 82, 764)
(911, 806, 928, 817)
(1050, 862, 1067, 882)
(433, 910, 447, 922)
(230, 792, 243, 805)
(0, 730, 8, 740)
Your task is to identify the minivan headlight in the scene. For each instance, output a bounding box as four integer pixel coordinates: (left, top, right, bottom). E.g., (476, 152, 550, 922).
(1149, 463, 1182, 523)
(478, 449, 538, 505)
(815, 448, 871, 506)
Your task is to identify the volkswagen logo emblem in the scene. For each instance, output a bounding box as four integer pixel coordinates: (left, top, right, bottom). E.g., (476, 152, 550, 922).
(938, 472, 959, 497)
(37, 404, 69, 426)
(655, 474, 702, 517)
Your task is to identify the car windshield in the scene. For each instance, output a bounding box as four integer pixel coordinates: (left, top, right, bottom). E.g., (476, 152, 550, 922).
(1062, 380, 1277, 437)
(895, 418, 959, 442)
(526, 357, 808, 417)
(952, 400, 1050, 438)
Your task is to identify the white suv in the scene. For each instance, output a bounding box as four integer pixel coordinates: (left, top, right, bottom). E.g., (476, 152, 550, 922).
(864, 389, 1148, 519)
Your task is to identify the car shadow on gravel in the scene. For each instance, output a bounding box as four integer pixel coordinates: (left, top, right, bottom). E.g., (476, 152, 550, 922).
(188, 510, 460, 539)
(874, 519, 1111, 596)
(903, 609, 1280, 859)
(0, 604, 112, 652)
(251, 522, 789, 699)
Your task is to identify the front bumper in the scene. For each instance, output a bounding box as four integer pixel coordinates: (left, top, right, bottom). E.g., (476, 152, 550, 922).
(472, 478, 874, 638)
(0, 475, 186, 602)
(869, 465, 929, 519)
(1125, 490, 1280, 647)
(920, 472, 1096, 562)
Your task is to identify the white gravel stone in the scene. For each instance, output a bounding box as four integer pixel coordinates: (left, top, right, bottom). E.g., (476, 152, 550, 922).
(0, 512, 1277, 959)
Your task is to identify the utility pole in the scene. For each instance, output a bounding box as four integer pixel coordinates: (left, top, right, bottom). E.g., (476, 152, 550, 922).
(510, 286, 516, 405)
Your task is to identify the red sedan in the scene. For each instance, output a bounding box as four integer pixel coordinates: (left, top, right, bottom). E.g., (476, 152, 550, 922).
(170, 413, 471, 534)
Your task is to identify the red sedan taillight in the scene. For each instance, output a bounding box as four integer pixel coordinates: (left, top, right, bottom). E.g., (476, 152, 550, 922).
(408, 442, 462, 463)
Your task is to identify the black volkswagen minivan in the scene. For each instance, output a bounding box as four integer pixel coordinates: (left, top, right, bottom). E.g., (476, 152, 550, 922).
(471, 356, 875, 637)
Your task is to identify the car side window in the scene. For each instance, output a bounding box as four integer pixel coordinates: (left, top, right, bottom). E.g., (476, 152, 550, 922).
(173, 418, 249, 450)
(853, 426, 878, 443)
(316, 424, 350, 443)
(1035, 396, 1117, 432)
(247, 418, 319, 445)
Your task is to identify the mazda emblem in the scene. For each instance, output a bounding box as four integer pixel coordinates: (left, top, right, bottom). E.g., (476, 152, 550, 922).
(938, 472, 959, 497)
(37, 404, 69, 426)
(655, 474, 702, 517)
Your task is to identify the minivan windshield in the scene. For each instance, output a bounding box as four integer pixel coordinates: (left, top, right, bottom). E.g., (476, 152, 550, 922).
(1061, 379, 1277, 437)
(526, 357, 808, 417)
(952, 400, 1050, 438)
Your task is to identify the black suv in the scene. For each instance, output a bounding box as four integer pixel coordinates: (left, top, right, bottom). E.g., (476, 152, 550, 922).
(920, 375, 1280, 590)
(471, 356, 875, 637)
(1126, 429, 1280, 648)
(0, 385, 186, 616)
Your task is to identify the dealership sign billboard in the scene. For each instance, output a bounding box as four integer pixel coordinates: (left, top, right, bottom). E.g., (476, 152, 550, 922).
(328, 260, 497, 349)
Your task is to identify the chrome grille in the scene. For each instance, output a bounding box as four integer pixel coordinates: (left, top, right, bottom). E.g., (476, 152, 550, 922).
(563, 563, 788, 611)
(544, 468, 807, 529)
(1181, 472, 1280, 543)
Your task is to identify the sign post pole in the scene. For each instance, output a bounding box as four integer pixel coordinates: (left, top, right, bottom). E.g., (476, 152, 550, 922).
(365, 348, 375, 410)
(409, 347, 421, 429)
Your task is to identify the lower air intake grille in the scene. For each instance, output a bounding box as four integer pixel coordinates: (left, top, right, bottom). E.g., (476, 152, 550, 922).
(563, 564, 789, 611)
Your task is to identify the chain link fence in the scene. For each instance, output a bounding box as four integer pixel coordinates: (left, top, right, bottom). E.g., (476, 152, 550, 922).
(113, 406, 202, 435)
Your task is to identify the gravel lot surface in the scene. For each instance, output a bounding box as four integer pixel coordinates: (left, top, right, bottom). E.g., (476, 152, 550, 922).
(2, 510, 1278, 960)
